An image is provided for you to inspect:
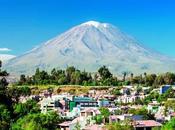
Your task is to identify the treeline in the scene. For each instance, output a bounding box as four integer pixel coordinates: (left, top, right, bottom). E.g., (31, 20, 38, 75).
(18, 66, 117, 86)
(18, 65, 175, 87)
(0, 60, 8, 76)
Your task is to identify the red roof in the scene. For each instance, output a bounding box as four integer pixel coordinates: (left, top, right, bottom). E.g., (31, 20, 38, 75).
(133, 120, 162, 128)
(170, 112, 175, 117)
(59, 121, 72, 127)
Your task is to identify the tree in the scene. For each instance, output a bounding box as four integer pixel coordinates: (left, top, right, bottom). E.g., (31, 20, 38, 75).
(145, 74, 157, 86)
(66, 66, 76, 83)
(13, 99, 40, 119)
(164, 72, 175, 85)
(0, 60, 8, 76)
(0, 77, 8, 92)
(130, 73, 134, 83)
(98, 66, 112, 80)
(0, 60, 2, 68)
(92, 115, 103, 124)
(164, 100, 175, 114)
(122, 72, 127, 82)
(0, 104, 11, 130)
(19, 75, 26, 85)
(155, 75, 165, 86)
(8, 86, 31, 103)
(11, 112, 63, 130)
(74, 122, 81, 130)
(162, 117, 175, 130)
(99, 107, 110, 124)
(0, 77, 12, 107)
(128, 108, 153, 120)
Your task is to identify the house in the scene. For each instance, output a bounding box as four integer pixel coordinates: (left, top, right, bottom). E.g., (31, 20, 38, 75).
(98, 99, 115, 107)
(109, 114, 143, 123)
(64, 107, 81, 119)
(117, 94, 141, 104)
(59, 116, 87, 130)
(133, 120, 162, 130)
(40, 97, 61, 113)
(120, 87, 131, 95)
(147, 101, 160, 114)
(80, 108, 100, 117)
(59, 121, 73, 130)
(69, 96, 98, 111)
(40, 94, 72, 113)
(109, 114, 132, 122)
(160, 85, 171, 94)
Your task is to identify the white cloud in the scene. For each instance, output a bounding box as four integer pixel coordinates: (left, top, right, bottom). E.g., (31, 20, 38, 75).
(0, 48, 11, 52)
(0, 54, 16, 62)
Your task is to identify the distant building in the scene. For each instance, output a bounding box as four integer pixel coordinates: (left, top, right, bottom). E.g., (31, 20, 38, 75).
(133, 120, 162, 130)
(160, 85, 171, 94)
(69, 96, 98, 111)
(40, 97, 60, 113)
(147, 101, 160, 114)
(59, 116, 87, 130)
(109, 114, 144, 123)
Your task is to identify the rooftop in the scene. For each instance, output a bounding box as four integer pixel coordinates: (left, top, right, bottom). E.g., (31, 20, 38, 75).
(133, 120, 162, 128)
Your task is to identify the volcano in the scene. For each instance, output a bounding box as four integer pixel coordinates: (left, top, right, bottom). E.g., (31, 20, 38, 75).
(5, 21, 175, 75)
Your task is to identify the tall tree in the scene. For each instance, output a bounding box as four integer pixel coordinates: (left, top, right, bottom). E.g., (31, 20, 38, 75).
(122, 72, 127, 82)
(98, 66, 112, 80)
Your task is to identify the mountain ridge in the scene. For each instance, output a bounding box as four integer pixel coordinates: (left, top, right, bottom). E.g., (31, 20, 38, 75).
(4, 21, 175, 75)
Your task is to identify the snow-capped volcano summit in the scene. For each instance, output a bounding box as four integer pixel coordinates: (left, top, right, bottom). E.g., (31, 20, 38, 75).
(5, 21, 175, 75)
(81, 21, 108, 28)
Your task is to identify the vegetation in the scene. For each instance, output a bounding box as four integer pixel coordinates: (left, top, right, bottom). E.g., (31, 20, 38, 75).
(162, 117, 175, 130)
(1, 59, 175, 129)
(128, 107, 155, 120)
(99, 107, 110, 124)
(0, 60, 64, 130)
(17, 65, 175, 89)
(106, 120, 134, 130)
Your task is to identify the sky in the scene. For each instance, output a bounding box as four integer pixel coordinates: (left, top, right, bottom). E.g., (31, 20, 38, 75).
(0, 0, 175, 57)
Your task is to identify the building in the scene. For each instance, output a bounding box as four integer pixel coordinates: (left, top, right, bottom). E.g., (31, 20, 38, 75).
(116, 94, 141, 104)
(160, 85, 171, 94)
(69, 96, 98, 111)
(80, 108, 100, 117)
(133, 120, 162, 130)
(40, 97, 61, 113)
(147, 101, 160, 114)
(109, 114, 143, 123)
(59, 116, 87, 130)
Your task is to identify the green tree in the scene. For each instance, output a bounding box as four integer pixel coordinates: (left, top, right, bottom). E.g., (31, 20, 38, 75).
(162, 117, 175, 130)
(128, 108, 153, 120)
(155, 75, 165, 86)
(99, 107, 110, 124)
(19, 75, 26, 85)
(11, 112, 63, 130)
(92, 115, 103, 124)
(122, 72, 127, 82)
(98, 66, 112, 80)
(13, 99, 40, 119)
(145, 74, 157, 86)
(0, 60, 8, 76)
(163, 72, 175, 85)
(0, 104, 11, 130)
(74, 122, 81, 130)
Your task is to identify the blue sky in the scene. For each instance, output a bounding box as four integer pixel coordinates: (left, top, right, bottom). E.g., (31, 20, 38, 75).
(0, 0, 175, 57)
